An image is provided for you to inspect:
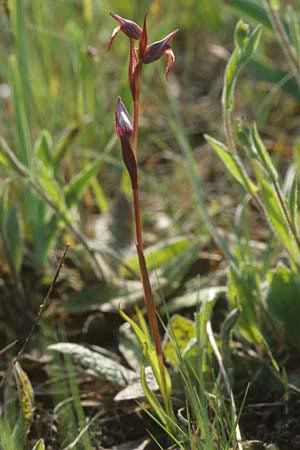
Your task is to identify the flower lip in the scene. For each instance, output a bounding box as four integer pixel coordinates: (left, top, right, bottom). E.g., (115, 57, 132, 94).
(115, 97, 133, 138)
(109, 12, 142, 40)
(142, 29, 179, 64)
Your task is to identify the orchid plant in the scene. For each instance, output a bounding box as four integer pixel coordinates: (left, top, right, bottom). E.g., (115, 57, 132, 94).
(108, 12, 178, 420)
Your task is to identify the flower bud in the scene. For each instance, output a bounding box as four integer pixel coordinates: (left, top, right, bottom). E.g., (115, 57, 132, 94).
(115, 97, 137, 189)
(115, 97, 133, 138)
(234, 20, 250, 50)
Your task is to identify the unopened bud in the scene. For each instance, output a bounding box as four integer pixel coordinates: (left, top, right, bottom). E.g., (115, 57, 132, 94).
(115, 97, 133, 138)
(234, 20, 250, 49)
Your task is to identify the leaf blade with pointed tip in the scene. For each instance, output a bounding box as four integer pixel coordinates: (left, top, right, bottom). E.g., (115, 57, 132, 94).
(260, 180, 298, 260)
(48, 343, 136, 388)
(64, 156, 105, 207)
(205, 134, 257, 194)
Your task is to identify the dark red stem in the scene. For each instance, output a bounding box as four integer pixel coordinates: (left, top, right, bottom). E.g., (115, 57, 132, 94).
(132, 63, 143, 156)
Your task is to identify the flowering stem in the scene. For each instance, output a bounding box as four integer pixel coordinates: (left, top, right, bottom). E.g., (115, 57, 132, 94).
(131, 61, 169, 408)
(132, 63, 143, 156)
(133, 187, 143, 250)
(132, 168, 169, 411)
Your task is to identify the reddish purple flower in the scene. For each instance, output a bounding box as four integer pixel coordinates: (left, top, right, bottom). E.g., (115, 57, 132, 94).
(115, 97, 133, 138)
(108, 12, 142, 51)
(115, 97, 137, 189)
(143, 29, 179, 78)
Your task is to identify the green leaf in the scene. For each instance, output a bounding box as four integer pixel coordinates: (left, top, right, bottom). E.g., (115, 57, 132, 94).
(197, 295, 217, 363)
(64, 157, 104, 207)
(228, 265, 262, 344)
(251, 123, 278, 180)
(220, 308, 240, 370)
(53, 117, 92, 166)
(248, 59, 299, 99)
(34, 130, 54, 170)
(222, 47, 240, 112)
(140, 359, 168, 426)
(119, 309, 172, 400)
(122, 236, 191, 276)
(160, 240, 203, 291)
(48, 343, 136, 387)
(289, 172, 299, 233)
(241, 25, 263, 63)
(287, 6, 300, 70)
(161, 286, 226, 314)
(267, 266, 300, 347)
(205, 135, 257, 194)
(260, 180, 298, 260)
(118, 322, 142, 371)
(163, 315, 195, 367)
(13, 363, 34, 443)
(9, 53, 32, 168)
(222, 24, 262, 111)
(37, 162, 66, 212)
(226, 0, 272, 30)
(31, 439, 45, 450)
(1, 205, 23, 273)
(61, 281, 145, 314)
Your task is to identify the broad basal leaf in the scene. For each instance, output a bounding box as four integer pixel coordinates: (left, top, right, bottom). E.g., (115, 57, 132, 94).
(48, 343, 135, 388)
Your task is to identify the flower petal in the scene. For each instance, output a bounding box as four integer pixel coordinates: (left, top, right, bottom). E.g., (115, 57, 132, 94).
(165, 47, 175, 80)
(138, 13, 148, 59)
(107, 25, 121, 51)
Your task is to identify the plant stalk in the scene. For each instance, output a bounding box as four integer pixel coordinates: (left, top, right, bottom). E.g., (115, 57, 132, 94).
(132, 63, 143, 156)
(223, 109, 267, 217)
(132, 183, 168, 407)
(263, 0, 300, 86)
(224, 108, 237, 154)
(130, 65, 169, 405)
